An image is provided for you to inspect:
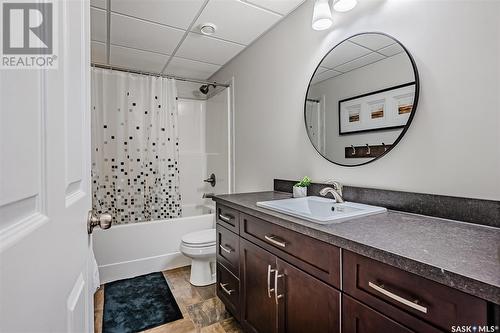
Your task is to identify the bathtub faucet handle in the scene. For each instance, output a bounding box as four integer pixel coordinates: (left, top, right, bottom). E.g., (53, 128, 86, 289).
(204, 173, 216, 187)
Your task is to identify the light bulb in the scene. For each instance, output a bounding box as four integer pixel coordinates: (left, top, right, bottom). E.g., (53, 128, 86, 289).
(333, 0, 357, 12)
(312, 0, 333, 31)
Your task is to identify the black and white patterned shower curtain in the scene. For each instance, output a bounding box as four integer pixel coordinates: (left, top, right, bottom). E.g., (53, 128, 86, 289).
(91, 68, 182, 224)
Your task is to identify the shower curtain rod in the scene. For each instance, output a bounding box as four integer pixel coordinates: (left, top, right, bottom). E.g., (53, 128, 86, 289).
(91, 62, 230, 88)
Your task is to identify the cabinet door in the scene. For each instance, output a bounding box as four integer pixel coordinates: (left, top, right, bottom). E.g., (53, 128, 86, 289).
(276, 259, 340, 333)
(240, 239, 278, 333)
(343, 295, 420, 333)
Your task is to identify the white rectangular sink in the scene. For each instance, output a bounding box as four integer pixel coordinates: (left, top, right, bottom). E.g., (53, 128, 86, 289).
(256, 196, 386, 224)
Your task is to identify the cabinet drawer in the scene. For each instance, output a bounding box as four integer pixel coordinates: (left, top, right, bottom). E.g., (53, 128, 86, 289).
(216, 263, 240, 321)
(241, 213, 340, 288)
(342, 294, 440, 333)
(216, 204, 240, 233)
(216, 224, 239, 277)
(343, 251, 487, 332)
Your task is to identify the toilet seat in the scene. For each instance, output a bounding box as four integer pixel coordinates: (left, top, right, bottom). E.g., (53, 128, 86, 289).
(181, 229, 216, 248)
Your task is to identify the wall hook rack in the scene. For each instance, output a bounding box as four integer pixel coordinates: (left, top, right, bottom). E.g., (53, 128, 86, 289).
(345, 143, 393, 158)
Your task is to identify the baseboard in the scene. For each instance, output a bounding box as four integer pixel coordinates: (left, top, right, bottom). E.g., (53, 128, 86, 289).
(98, 251, 190, 284)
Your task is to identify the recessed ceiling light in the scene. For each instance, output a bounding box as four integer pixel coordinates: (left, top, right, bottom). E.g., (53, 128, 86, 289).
(312, 0, 333, 31)
(333, 0, 357, 12)
(200, 23, 216, 36)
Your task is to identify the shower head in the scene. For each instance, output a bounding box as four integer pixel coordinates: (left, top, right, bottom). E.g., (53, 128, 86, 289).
(199, 84, 216, 95)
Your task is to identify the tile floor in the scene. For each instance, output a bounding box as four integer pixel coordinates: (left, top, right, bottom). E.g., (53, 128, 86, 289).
(94, 266, 243, 333)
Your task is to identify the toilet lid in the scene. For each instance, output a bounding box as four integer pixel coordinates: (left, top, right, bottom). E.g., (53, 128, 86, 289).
(182, 229, 216, 246)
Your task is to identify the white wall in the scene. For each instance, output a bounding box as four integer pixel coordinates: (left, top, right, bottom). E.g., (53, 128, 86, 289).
(308, 52, 413, 165)
(210, 0, 500, 200)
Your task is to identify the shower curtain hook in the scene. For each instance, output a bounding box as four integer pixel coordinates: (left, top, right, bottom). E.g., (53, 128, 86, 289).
(366, 144, 371, 155)
(351, 145, 356, 155)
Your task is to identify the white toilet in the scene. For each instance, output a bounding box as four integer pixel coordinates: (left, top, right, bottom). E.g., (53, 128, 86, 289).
(180, 228, 216, 286)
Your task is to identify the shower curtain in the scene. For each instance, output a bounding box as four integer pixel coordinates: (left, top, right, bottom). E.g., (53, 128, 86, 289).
(91, 68, 182, 224)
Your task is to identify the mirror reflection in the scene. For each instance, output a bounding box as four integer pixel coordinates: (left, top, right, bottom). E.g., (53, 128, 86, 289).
(305, 33, 419, 166)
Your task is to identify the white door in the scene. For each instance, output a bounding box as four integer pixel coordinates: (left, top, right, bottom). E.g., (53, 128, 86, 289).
(0, 1, 95, 332)
(305, 99, 325, 155)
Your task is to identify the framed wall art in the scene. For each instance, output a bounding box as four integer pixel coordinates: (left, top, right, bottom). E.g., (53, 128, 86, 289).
(338, 82, 416, 135)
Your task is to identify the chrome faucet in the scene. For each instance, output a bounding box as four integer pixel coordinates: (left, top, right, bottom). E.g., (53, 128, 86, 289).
(319, 181, 344, 203)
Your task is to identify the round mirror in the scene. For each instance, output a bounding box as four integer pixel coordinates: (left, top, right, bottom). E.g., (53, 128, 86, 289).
(305, 32, 419, 166)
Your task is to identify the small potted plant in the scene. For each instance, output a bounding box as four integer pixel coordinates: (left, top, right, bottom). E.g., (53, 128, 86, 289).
(293, 176, 311, 198)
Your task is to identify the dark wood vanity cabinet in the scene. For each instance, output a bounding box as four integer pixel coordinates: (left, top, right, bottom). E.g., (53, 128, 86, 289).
(343, 295, 426, 333)
(240, 239, 278, 333)
(239, 238, 340, 333)
(276, 258, 340, 333)
(343, 251, 487, 332)
(215, 203, 491, 333)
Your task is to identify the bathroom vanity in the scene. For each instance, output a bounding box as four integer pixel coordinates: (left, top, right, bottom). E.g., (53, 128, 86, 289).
(212, 182, 500, 333)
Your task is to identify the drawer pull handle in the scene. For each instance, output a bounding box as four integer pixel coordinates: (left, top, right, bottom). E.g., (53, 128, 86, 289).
(264, 234, 287, 248)
(219, 283, 234, 295)
(274, 271, 284, 304)
(219, 244, 233, 254)
(218, 214, 233, 222)
(368, 282, 427, 314)
(267, 265, 276, 298)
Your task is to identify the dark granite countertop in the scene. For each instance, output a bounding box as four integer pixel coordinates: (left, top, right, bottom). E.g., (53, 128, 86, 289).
(213, 191, 500, 304)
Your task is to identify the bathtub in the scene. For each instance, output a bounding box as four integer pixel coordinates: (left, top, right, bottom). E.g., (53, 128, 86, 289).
(93, 204, 215, 283)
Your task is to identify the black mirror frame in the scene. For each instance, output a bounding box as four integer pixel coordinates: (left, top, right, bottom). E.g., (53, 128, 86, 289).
(304, 32, 420, 167)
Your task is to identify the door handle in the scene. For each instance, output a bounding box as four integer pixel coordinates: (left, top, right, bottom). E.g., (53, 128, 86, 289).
(218, 214, 233, 222)
(219, 283, 234, 295)
(274, 270, 284, 304)
(219, 244, 233, 254)
(267, 265, 276, 298)
(368, 281, 427, 314)
(87, 211, 112, 234)
(264, 234, 287, 248)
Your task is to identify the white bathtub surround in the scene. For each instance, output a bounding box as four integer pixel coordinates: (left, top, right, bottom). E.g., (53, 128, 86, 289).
(93, 212, 214, 284)
(91, 68, 182, 224)
(178, 92, 232, 210)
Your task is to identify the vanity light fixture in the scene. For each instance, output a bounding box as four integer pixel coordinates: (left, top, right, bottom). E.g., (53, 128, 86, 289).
(200, 23, 216, 36)
(312, 0, 333, 31)
(333, 0, 357, 12)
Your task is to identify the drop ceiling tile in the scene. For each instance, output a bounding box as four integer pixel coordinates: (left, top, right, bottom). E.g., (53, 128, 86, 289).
(91, 7, 107, 43)
(165, 57, 221, 80)
(176, 33, 245, 66)
(320, 42, 371, 69)
(110, 45, 168, 73)
(111, 13, 183, 55)
(245, 0, 305, 15)
(334, 52, 386, 73)
(378, 43, 404, 57)
(311, 69, 342, 85)
(91, 41, 107, 64)
(193, 0, 281, 45)
(111, 0, 205, 30)
(91, 0, 107, 10)
(349, 34, 395, 51)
